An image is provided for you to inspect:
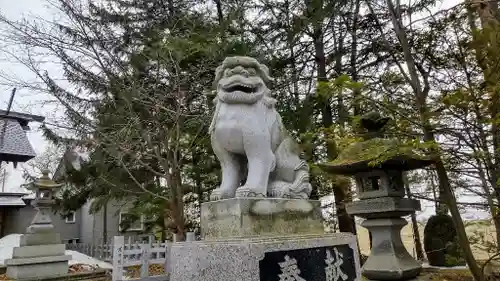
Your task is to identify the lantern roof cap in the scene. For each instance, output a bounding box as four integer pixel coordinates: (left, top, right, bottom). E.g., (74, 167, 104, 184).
(33, 169, 63, 189)
(319, 112, 434, 175)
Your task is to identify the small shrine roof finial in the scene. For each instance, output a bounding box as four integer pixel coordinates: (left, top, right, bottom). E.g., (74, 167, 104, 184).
(360, 111, 391, 139)
(41, 169, 50, 178)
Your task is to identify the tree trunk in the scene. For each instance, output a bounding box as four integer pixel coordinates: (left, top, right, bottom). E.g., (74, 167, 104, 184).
(163, 207, 172, 240)
(493, 216, 500, 251)
(102, 203, 108, 243)
(430, 171, 439, 212)
(171, 192, 185, 241)
(306, 0, 356, 234)
(384, 0, 483, 279)
(475, 158, 500, 249)
(349, 0, 362, 117)
(213, 0, 224, 25)
(166, 165, 185, 241)
(434, 160, 481, 280)
(369, 232, 372, 249)
(161, 217, 167, 242)
(472, 0, 500, 209)
(404, 173, 424, 261)
(467, 0, 500, 251)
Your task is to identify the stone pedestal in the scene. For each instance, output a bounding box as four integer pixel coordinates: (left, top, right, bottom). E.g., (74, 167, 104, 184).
(170, 234, 360, 281)
(170, 198, 362, 281)
(346, 198, 422, 281)
(201, 198, 324, 240)
(361, 218, 421, 280)
(5, 232, 70, 280)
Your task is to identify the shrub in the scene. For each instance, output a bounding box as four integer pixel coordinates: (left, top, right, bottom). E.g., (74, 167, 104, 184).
(423, 214, 465, 267)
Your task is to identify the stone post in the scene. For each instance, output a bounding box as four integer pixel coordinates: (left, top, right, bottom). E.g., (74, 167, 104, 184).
(185, 232, 195, 241)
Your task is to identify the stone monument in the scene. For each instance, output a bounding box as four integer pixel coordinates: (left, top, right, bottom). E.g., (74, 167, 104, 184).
(5, 170, 70, 280)
(169, 56, 362, 281)
(319, 112, 434, 281)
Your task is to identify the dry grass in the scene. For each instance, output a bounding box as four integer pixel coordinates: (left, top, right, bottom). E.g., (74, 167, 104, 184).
(356, 220, 498, 260)
(0, 264, 108, 281)
(124, 264, 165, 278)
(359, 270, 474, 281)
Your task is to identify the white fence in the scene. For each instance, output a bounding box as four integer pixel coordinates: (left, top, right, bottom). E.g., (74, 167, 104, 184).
(112, 233, 196, 281)
(66, 242, 114, 262)
(65, 234, 157, 262)
(112, 236, 168, 281)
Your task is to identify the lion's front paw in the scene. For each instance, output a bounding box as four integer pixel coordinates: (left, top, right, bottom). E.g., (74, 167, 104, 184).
(210, 188, 234, 201)
(235, 186, 266, 198)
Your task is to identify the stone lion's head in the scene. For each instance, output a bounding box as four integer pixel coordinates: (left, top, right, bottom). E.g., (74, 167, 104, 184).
(213, 56, 275, 105)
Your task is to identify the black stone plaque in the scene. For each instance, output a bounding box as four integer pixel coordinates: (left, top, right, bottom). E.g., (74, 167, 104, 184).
(259, 244, 357, 281)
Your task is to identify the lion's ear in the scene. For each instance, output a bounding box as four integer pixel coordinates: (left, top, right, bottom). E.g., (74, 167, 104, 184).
(213, 65, 224, 88)
(258, 64, 274, 84)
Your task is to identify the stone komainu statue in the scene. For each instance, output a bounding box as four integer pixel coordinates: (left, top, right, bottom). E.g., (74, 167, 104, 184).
(209, 56, 312, 200)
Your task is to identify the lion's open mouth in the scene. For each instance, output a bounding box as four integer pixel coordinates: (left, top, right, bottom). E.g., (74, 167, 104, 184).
(224, 83, 257, 94)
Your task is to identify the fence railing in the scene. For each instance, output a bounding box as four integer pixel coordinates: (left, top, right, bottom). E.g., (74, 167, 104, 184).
(66, 242, 114, 262)
(112, 235, 168, 281)
(65, 235, 157, 262)
(66, 233, 197, 281)
(112, 233, 196, 281)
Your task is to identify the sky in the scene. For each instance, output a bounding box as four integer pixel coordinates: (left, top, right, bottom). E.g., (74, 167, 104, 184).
(0, 0, 491, 220)
(0, 0, 55, 192)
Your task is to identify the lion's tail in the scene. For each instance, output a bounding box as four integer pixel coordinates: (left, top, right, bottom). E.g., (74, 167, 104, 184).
(268, 138, 312, 198)
(268, 173, 312, 199)
(268, 163, 311, 198)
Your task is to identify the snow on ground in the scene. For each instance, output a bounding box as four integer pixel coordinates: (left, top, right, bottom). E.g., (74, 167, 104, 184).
(66, 250, 112, 269)
(0, 234, 22, 266)
(0, 234, 112, 269)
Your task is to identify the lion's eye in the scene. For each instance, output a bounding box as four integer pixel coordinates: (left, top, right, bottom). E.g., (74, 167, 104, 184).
(224, 69, 233, 77)
(247, 68, 256, 75)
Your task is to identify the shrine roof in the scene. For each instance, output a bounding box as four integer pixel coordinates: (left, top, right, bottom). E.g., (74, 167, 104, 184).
(0, 118, 37, 163)
(0, 110, 45, 125)
(0, 110, 45, 164)
(0, 192, 28, 207)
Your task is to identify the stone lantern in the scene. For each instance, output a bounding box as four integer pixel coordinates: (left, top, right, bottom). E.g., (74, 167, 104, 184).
(319, 112, 434, 281)
(5, 170, 70, 280)
(27, 169, 63, 233)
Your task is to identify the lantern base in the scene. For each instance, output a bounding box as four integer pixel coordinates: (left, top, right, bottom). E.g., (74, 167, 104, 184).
(5, 232, 69, 280)
(361, 217, 422, 281)
(346, 197, 420, 219)
(26, 206, 55, 234)
(5, 253, 70, 280)
(200, 198, 325, 240)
